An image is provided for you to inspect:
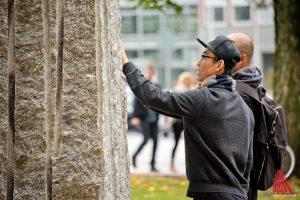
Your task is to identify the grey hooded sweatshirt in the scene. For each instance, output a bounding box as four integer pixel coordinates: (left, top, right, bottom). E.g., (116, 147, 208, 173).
(233, 66, 263, 88)
(124, 62, 254, 199)
(233, 66, 263, 132)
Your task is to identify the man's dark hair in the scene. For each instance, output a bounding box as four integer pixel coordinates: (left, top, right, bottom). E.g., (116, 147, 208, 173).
(211, 57, 233, 76)
(224, 64, 233, 76)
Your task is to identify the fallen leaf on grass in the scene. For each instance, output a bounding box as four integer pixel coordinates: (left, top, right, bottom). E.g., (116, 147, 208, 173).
(180, 181, 187, 186)
(160, 185, 171, 191)
(147, 186, 156, 192)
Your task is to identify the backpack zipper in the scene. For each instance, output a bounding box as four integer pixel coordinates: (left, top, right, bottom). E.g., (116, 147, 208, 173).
(271, 110, 279, 138)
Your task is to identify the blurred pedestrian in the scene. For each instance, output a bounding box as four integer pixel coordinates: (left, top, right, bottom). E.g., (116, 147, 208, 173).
(131, 65, 160, 172)
(170, 71, 194, 173)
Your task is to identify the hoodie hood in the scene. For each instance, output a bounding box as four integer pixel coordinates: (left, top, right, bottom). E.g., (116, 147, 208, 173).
(232, 66, 263, 88)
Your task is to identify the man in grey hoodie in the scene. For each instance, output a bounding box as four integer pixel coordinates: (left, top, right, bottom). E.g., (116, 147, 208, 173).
(122, 35, 254, 200)
(228, 32, 263, 200)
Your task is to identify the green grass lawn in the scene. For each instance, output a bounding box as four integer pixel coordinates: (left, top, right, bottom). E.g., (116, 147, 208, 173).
(130, 174, 300, 200)
(131, 174, 188, 200)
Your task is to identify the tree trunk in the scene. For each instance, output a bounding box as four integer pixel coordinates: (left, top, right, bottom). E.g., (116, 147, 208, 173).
(273, 0, 300, 178)
(0, 0, 130, 199)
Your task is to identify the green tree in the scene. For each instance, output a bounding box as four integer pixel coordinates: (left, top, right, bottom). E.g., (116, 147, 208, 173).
(128, 0, 182, 13)
(273, 0, 300, 178)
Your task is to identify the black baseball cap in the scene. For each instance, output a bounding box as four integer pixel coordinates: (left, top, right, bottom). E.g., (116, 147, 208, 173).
(197, 35, 241, 69)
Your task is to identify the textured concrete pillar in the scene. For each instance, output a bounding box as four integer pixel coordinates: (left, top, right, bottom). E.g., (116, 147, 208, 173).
(0, 0, 130, 199)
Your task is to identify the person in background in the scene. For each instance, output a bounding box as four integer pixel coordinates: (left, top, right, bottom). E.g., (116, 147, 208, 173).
(131, 65, 160, 172)
(122, 35, 254, 200)
(228, 32, 263, 200)
(170, 71, 194, 173)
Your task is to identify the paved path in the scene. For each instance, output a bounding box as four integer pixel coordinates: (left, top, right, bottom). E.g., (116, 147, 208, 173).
(127, 130, 186, 177)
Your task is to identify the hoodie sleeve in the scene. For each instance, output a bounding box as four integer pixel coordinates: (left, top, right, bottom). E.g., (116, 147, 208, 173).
(123, 62, 206, 118)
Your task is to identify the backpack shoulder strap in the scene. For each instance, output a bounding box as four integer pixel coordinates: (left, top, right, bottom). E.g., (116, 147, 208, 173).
(236, 81, 260, 102)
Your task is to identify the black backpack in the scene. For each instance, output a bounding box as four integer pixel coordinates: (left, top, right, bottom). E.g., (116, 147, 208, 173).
(236, 81, 288, 190)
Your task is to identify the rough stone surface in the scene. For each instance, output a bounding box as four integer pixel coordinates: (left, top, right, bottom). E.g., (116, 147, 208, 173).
(96, 0, 130, 199)
(0, 1, 8, 199)
(13, 1, 47, 199)
(0, 0, 130, 199)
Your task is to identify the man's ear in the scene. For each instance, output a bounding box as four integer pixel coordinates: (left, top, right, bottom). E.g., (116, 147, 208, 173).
(234, 54, 248, 72)
(215, 60, 225, 74)
(239, 54, 248, 67)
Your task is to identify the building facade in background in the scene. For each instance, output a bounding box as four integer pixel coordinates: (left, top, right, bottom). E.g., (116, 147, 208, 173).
(121, 0, 274, 90)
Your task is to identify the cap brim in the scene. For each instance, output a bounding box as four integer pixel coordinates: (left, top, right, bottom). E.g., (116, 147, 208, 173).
(197, 38, 217, 56)
(197, 38, 208, 48)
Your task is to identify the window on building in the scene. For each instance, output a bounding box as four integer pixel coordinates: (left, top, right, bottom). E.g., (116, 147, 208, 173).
(172, 49, 183, 61)
(143, 15, 160, 33)
(166, 15, 185, 33)
(214, 7, 224, 21)
(234, 6, 250, 21)
(258, 6, 273, 23)
(188, 14, 198, 33)
(207, 6, 224, 22)
(126, 50, 138, 59)
(144, 49, 159, 60)
(189, 5, 197, 13)
(120, 7, 135, 13)
(121, 16, 137, 34)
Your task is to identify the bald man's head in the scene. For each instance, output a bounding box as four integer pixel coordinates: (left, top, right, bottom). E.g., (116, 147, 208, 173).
(227, 33, 254, 67)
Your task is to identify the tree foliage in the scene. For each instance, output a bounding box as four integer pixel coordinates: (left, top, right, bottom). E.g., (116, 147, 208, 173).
(250, 0, 272, 8)
(128, 0, 182, 13)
